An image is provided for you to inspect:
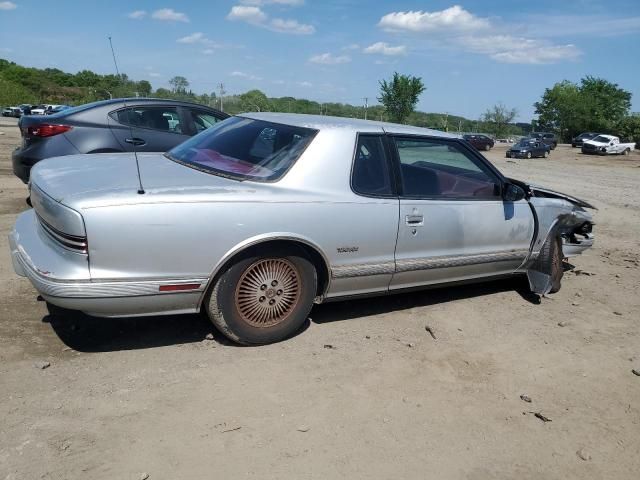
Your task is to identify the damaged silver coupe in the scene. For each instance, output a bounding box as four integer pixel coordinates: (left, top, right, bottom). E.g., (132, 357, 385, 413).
(9, 113, 594, 344)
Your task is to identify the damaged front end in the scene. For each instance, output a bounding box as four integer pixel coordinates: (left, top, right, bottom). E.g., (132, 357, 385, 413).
(510, 180, 595, 295)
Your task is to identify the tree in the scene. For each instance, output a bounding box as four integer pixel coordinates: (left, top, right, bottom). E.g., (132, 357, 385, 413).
(579, 76, 631, 132)
(482, 103, 517, 138)
(534, 76, 632, 141)
(617, 114, 640, 146)
(534, 81, 584, 141)
(169, 76, 189, 93)
(377, 72, 425, 124)
(238, 89, 271, 112)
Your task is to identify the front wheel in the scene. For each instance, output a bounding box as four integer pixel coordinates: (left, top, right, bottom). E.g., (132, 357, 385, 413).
(484, 144, 491, 151)
(206, 251, 317, 345)
(544, 150, 549, 158)
(526, 152, 532, 159)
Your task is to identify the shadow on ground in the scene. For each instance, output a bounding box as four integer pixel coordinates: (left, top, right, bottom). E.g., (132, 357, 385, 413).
(47, 277, 536, 353)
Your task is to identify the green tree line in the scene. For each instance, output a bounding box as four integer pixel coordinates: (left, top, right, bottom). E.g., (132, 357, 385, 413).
(1, 59, 526, 136)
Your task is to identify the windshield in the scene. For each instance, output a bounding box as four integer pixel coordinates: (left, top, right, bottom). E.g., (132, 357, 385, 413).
(165, 116, 317, 182)
(591, 135, 612, 143)
(579, 133, 595, 139)
(516, 139, 535, 147)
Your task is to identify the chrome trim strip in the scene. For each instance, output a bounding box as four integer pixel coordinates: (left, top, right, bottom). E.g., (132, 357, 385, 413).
(396, 250, 529, 272)
(13, 250, 207, 298)
(331, 261, 396, 279)
(331, 250, 529, 279)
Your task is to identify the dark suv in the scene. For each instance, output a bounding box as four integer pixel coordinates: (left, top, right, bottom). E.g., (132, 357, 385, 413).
(463, 134, 494, 151)
(12, 98, 228, 183)
(571, 132, 598, 148)
(530, 132, 557, 150)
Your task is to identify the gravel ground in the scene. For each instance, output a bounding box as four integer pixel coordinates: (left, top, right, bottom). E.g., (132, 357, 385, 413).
(1, 117, 639, 480)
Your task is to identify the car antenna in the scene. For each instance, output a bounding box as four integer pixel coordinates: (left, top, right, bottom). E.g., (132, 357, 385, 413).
(108, 36, 145, 194)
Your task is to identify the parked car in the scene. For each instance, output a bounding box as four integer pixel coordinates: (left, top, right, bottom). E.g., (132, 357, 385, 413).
(581, 134, 635, 155)
(530, 132, 558, 150)
(463, 134, 494, 151)
(506, 138, 551, 158)
(45, 105, 71, 115)
(9, 113, 595, 345)
(571, 132, 598, 148)
(12, 98, 228, 183)
(31, 105, 47, 115)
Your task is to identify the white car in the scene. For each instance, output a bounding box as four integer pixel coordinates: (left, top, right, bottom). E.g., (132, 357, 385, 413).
(582, 134, 635, 155)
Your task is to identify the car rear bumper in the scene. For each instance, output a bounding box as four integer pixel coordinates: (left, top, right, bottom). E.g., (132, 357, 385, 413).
(11, 149, 32, 184)
(10, 210, 207, 317)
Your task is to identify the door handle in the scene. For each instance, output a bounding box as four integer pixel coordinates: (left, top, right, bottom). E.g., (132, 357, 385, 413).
(125, 137, 146, 146)
(405, 215, 424, 226)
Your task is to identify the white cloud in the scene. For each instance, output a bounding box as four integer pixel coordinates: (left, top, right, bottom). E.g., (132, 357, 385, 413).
(458, 35, 581, 64)
(342, 43, 360, 51)
(309, 52, 351, 65)
(298, 81, 313, 87)
(378, 5, 583, 64)
(240, 0, 304, 5)
(0, 47, 13, 52)
(152, 8, 189, 22)
(148, 72, 162, 78)
(203, 49, 215, 55)
(228, 5, 268, 24)
(273, 79, 286, 85)
(177, 32, 205, 44)
(268, 18, 314, 34)
(363, 42, 407, 56)
(231, 71, 262, 81)
(127, 10, 146, 19)
(379, 6, 490, 33)
(227, 5, 314, 34)
(0, 1, 17, 10)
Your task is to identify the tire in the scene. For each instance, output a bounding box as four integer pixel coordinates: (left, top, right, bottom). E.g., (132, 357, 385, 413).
(526, 152, 532, 159)
(484, 144, 491, 151)
(544, 150, 549, 158)
(205, 250, 317, 345)
(623, 148, 630, 156)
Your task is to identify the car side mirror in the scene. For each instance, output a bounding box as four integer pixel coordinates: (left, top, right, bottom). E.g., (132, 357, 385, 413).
(610, 142, 614, 146)
(503, 183, 526, 202)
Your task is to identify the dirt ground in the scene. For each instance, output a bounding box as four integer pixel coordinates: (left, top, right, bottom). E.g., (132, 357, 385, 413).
(1, 117, 639, 480)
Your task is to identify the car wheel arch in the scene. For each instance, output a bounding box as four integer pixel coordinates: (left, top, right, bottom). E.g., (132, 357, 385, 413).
(197, 235, 332, 311)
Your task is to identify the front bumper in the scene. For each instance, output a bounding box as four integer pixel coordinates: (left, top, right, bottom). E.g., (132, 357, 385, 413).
(9, 210, 207, 317)
(507, 151, 531, 158)
(562, 233, 594, 257)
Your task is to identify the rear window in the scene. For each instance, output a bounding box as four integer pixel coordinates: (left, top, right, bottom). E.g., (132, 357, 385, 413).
(165, 117, 317, 182)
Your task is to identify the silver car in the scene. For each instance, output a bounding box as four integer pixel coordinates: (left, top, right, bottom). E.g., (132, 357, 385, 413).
(9, 113, 594, 345)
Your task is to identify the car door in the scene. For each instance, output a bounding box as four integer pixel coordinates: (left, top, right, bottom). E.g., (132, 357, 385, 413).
(108, 105, 191, 152)
(389, 135, 535, 290)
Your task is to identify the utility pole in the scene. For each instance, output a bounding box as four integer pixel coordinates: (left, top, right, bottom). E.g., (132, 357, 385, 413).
(218, 83, 226, 112)
(443, 112, 449, 132)
(362, 97, 368, 120)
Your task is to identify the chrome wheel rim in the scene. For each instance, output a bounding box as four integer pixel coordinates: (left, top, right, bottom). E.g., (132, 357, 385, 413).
(235, 259, 301, 328)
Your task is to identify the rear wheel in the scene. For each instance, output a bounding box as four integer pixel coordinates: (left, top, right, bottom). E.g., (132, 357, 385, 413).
(544, 150, 549, 158)
(623, 148, 631, 156)
(205, 251, 316, 345)
(484, 143, 491, 151)
(526, 152, 532, 159)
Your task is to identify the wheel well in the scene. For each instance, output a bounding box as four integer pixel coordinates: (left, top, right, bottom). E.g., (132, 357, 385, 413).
(204, 240, 330, 302)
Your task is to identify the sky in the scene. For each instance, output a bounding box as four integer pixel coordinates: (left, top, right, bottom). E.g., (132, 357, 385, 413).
(1, 0, 639, 121)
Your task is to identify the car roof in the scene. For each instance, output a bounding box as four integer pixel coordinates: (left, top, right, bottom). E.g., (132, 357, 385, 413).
(240, 112, 460, 138)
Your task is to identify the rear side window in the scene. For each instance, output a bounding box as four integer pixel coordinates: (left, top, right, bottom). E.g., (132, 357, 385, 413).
(190, 109, 222, 134)
(351, 135, 393, 196)
(112, 106, 183, 134)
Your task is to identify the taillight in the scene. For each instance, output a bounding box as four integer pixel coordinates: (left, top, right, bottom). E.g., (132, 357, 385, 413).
(23, 124, 72, 138)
